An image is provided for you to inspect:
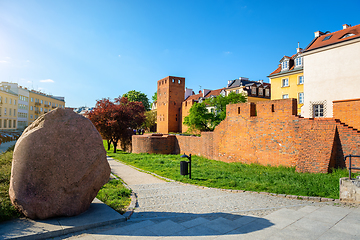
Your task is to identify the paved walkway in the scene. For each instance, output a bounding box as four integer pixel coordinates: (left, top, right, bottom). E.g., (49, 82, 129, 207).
(56, 157, 360, 240)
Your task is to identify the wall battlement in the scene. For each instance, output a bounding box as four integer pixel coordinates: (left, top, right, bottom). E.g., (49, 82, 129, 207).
(134, 99, 360, 173)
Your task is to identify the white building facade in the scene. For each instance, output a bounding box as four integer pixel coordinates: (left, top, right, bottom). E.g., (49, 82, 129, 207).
(302, 24, 360, 118)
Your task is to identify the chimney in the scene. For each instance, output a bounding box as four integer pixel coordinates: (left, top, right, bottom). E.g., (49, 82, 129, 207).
(343, 24, 351, 29)
(239, 77, 249, 81)
(314, 31, 325, 38)
(203, 89, 211, 97)
(184, 88, 193, 100)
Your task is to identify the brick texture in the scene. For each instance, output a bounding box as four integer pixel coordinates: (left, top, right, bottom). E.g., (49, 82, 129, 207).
(135, 98, 360, 173)
(157, 76, 185, 134)
(333, 98, 360, 131)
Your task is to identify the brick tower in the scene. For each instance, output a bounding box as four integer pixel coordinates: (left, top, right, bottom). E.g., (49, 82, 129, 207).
(157, 76, 185, 133)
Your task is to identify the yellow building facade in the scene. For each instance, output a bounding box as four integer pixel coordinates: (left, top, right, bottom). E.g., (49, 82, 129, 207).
(28, 91, 65, 125)
(0, 87, 18, 130)
(268, 49, 304, 115)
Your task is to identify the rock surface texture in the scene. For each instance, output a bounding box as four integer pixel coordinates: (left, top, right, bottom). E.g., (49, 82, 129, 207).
(9, 108, 110, 219)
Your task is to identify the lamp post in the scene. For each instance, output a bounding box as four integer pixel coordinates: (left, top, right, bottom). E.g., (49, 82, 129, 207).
(180, 153, 191, 179)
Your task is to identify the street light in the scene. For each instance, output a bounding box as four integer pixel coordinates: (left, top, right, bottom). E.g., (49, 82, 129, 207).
(180, 153, 191, 179)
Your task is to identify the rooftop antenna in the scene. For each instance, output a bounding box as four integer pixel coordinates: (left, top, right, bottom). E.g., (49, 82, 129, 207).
(298, 42, 300, 48)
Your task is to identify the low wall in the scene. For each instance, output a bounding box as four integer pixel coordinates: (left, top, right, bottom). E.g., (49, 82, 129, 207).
(133, 99, 360, 173)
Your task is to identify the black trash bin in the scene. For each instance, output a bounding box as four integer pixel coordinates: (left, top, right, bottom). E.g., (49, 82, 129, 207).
(180, 161, 188, 175)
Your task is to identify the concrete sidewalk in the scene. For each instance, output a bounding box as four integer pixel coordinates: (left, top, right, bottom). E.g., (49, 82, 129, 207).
(0, 198, 126, 240)
(57, 157, 358, 240)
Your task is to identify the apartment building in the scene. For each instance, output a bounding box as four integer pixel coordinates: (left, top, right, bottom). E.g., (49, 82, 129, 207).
(28, 90, 65, 125)
(0, 84, 18, 130)
(268, 47, 304, 115)
(0, 82, 65, 129)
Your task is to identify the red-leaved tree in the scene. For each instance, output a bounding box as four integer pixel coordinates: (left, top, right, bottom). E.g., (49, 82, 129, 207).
(88, 96, 145, 153)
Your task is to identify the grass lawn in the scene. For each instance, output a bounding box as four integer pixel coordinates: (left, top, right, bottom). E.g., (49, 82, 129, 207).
(0, 145, 131, 223)
(96, 179, 132, 214)
(105, 141, 359, 199)
(0, 145, 22, 222)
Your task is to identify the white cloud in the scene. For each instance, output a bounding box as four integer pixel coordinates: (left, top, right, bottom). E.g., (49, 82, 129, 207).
(224, 51, 232, 55)
(0, 60, 8, 63)
(118, 55, 121, 58)
(40, 79, 55, 83)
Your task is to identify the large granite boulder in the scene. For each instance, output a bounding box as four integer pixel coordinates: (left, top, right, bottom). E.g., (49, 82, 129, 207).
(9, 108, 111, 219)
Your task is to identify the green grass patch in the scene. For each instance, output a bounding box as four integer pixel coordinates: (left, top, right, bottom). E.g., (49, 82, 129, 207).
(0, 145, 22, 222)
(105, 141, 359, 199)
(96, 180, 132, 214)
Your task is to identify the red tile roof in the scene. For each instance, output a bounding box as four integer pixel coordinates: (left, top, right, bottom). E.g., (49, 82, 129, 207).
(305, 24, 360, 51)
(268, 54, 297, 76)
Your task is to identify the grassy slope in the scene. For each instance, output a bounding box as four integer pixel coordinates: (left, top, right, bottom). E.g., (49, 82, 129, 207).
(105, 141, 359, 199)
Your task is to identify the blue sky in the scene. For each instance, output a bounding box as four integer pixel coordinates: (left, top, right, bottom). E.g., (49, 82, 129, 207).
(0, 0, 359, 107)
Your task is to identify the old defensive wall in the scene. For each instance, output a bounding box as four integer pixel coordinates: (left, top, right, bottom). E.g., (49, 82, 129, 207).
(133, 98, 360, 173)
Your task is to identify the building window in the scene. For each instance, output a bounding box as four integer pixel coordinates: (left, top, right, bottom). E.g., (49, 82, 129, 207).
(5, 98, 7, 103)
(295, 57, 302, 67)
(9, 108, 11, 116)
(281, 61, 289, 70)
(313, 104, 324, 117)
(31, 106, 33, 111)
(282, 94, 289, 99)
(258, 88, 263, 96)
(13, 120, 16, 128)
(30, 114, 33, 119)
(298, 76, 304, 85)
(0, 119, 2, 128)
(299, 92, 304, 104)
(4, 108, 7, 115)
(323, 35, 332, 41)
(251, 87, 256, 95)
(282, 78, 289, 87)
(41, 100, 43, 104)
(4, 120, 6, 128)
(14, 100, 16, 105)
(31, 98, 33, 102)
(341, 33, 355, 39)
(8, 120, 11, 128)
(9, 99, 11, 104)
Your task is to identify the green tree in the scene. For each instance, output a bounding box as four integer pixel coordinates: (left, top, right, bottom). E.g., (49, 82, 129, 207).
(183, 103, 216, 131)
(142, 110, 157, 132)
(122, 90, 150, 111)
(205, 91, 247, 124)
(152, 92, 157, 102)
(183, 92, 247, 132)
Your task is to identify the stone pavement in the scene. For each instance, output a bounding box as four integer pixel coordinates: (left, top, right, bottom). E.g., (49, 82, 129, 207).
(54, 157, 360, 240)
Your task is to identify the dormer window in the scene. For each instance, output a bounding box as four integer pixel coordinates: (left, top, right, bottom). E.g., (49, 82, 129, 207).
(340, 33, 355, 39)
(281, 60, 289, 71)
(251, 87, 256, 95)
(322, 35, 332, 41)
(295, 57, 303, 67)
(258, 88, 263, 96)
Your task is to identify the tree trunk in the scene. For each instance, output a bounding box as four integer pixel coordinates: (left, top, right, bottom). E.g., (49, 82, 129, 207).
(113, 141, 118, 153)
(107, 139, 111, 150)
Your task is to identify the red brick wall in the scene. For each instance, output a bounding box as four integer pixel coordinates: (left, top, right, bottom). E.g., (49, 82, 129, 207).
(333, 98, 360, 131)
(157, 76, 185, 134)
(134, 99, 360, 173)
(132, 134, 177, 154)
